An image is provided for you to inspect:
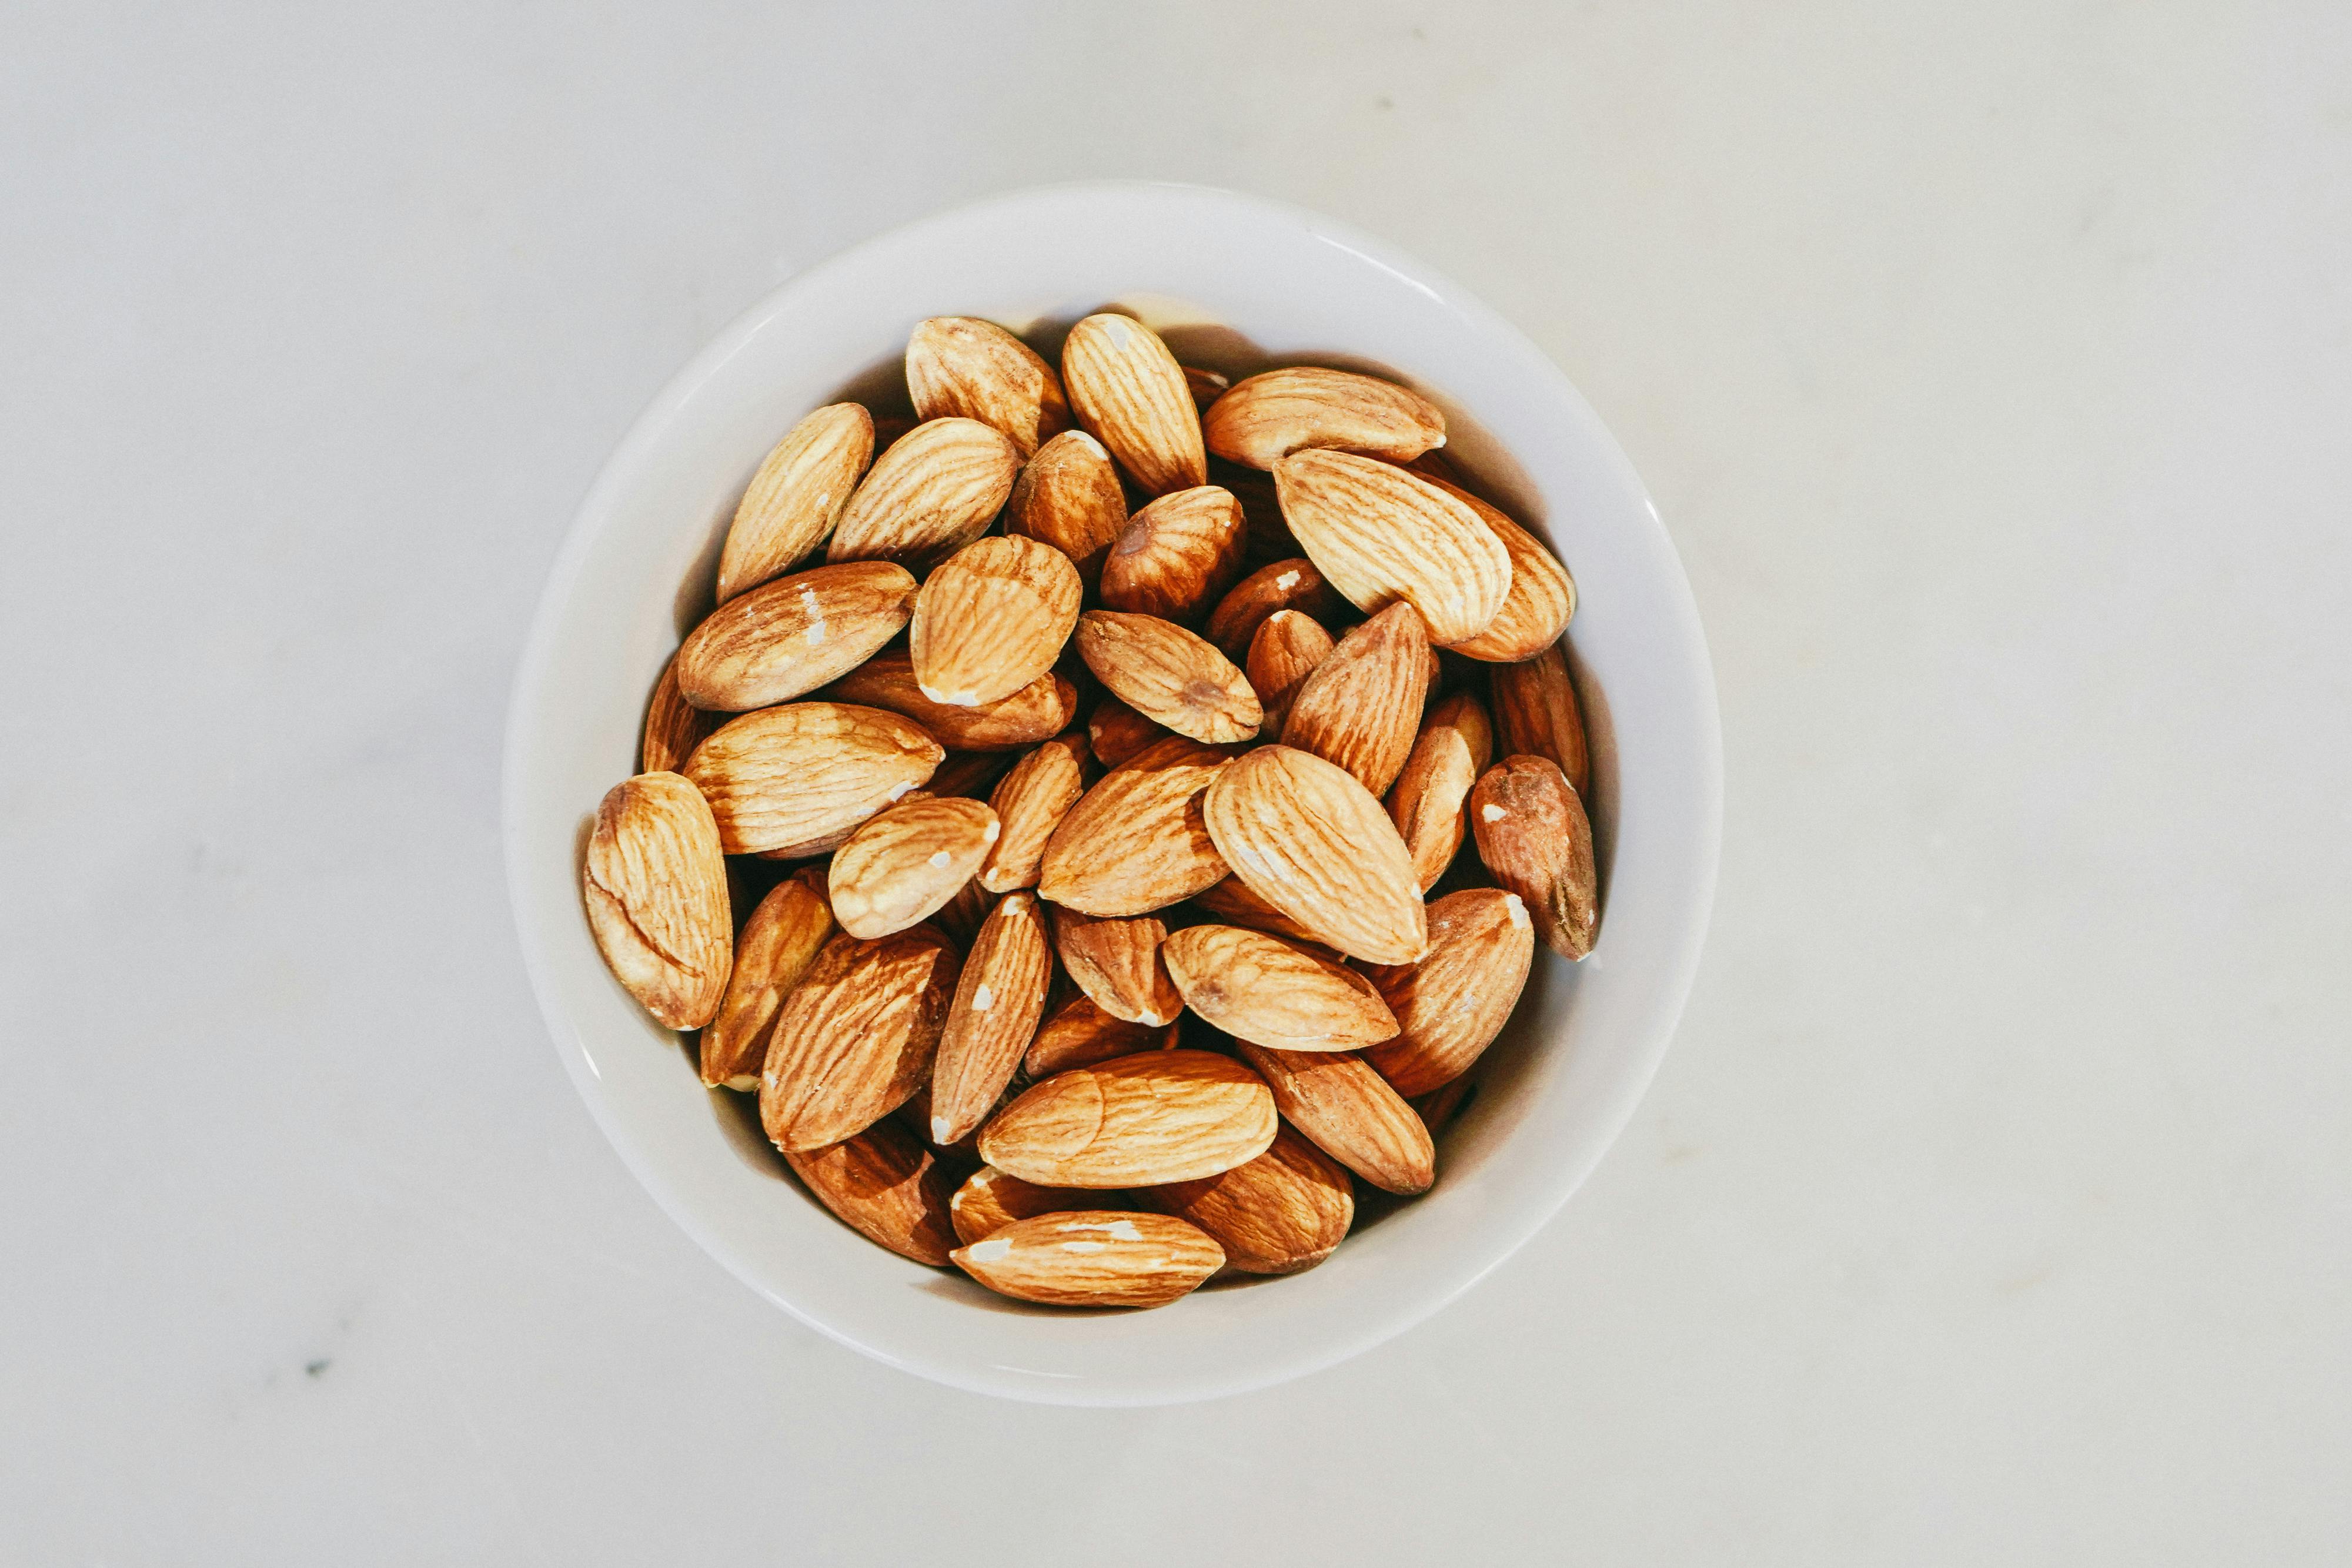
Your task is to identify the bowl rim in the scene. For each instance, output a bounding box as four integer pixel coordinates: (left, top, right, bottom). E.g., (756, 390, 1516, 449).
(503, 179, 1723, 1403)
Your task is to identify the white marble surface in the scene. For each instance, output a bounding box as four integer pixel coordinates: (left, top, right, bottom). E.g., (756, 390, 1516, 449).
(4, 2, 2347, 1562)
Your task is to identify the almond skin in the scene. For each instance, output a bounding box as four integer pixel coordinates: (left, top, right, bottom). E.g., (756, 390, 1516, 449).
(1037, 734, 1235, 917)
(1279, 601, 1432, 796)
(1245, 611, 1335, 737)
(1161, 925, 1399, 1051)
(1204, 557, 1347, 660)
(1023, 994, 1179, 1078)
(828, 796, 1001, 939)
(978, 1049, 1277, 1188)
(1074, 610, 1261, 744)
(910, 536, 1083, 708)
(1099, 485, 1247, 626)
(1051, 907, 1182, 1027)
(928, 891, 1052, 1145)
(1140, 1125, 1354, 1274)
(1203, 367, 1446, 470)
(1086, 696, 1167, 769)
(826, 650, 1079, 751)
(717, 403, 874, 603)
(827, 416, 1020, 569)
(978, 732, 1091, 892)
(1004, 430, 1128, 589)
(784, 1117, 958, 1266)
(1202, 745, 1428, 965)
(700, 867, 835, 1089)
(582, 773, 733, 1029)
(1469, 755, 1599, 959)
(761, 927, 961, 1152)
(1060, 313, 1207, 497)
(1412, 474, 1576, 663)
(640, 653, 717, 774)
(950, 1166, 1112, 1246)
(1361, 888, 1535, 1096)
(684, 703, 943, 855)
(906, 317, 1070, 457)
(1387, 691, 1496, 891)
(951, 1211, 1224, 1309)
(1272, 450, 1512, 646)
(1488, 640, 1590, 795)
(1234, 1044, 1435, 1195)
(675, 561, 917, 711)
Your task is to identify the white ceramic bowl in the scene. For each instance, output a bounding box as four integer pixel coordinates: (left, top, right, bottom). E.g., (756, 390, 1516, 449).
(505, 182, 1720, 1406)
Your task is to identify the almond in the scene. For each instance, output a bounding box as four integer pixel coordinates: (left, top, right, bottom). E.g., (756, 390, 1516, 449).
(582, 773, 733, 1029)
(1408, 449, 1465, 486)
(683, 703, 942, 855)
(1279, 601, 1431, 795)
(1139, 1125, 1353, 1274)
(905, 317, 1070, 457)
(784, 1117, 957, 1266)
(1411, 1074, 1475, 1135)
(828, 795, 1000, 938)
(928, 891, 1052, 1144)
(674, 561, 917, 711)
(1272, 450, 1512, 645)
(826, 416, 1019, 569)
(1202, 745, 1428, 965)
(1186, 875, 1331, 947)
(1050, 907, 1181, 1027)
(1412, 474, 1576, 663)
(1204, 556, 1346, 660)
(1023, 994, 1179, 1078)
(1212, 457, 1296, 564)
(1244, 610, 1334, 736)
(977, 732, 1091, 892)
(1488, 640, 1590, 795)
(910, 536, 1082, 707)
(951, 1211, 1222, 1309)
(1074, 610, 1261, 744)
(896, 1079, 991, 1158)
(927, 751, 1018, 800)
(930, 875, 994, 952)
(640, 652, 717, 774)
(950, 1166, 1112, 1246)
(1004, 430, 1128, 589)
(1385, 691, 1495, 891)
(1469, 756, 1598, 959)
(1181, 365, 1230, 410)
(700, 867, 835, 1089)
(1086, 696, 1167, 768)
(825, 649, 1078, 751)
(1161, 925, 1399, 1051)
(1202, 366, 1445, 470)
(1060, 313, 1206, 497)
(1361, 888, 1534, 1095)
(760, 927, 960, 1151)
(716, 403, 874, 603)
(978, 1049, 1275, 1187)
(1037, 734, 1235, 916)
(1233, 1044, 1434, 1195)
(1098, 486, 1247, 626)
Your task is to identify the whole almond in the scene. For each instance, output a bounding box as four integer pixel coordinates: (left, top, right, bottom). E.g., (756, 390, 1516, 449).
(978, 1049, 1275, 1187)
(640, 652, 717, 774)
(1245, 610, 1334, 736)
(928, 891, 1052, 1145)
(978, 732, 1091, 892)
(761, 927, 961, 1151)
(1099, 485, 1247, 625)
(1187, 874, 1331, 947)
(951, 1211, 1223, 1309)
(582, 773, 733, 1029)
(1086, 696, 1167, 769)
(906, 317, 1070, 457)
(826, 650, 1078, 751)
(1037, 734, 1235, 917)
(1023, 994, 1179, 1078)
(910, 536, 1083, 707)
(1361, 888, 1534, 1095)
(950, 1166, 1111, 1246)
(1161, 925, 1399, 1051)
(1181, 365, 1230, 410)
(1140, 1125, 1354, 1274)
(1074, 610, 1261, 744)
(1060, 313, 1206, 497)
(1488, 640, 1590, 795)
(927, 751, 1018, 801)
(828, 795, 1001, 939)
(1280, 601, 1431, 795)
(1234, 1044, 1434, 1195)
(684, 703, 942, 855)
(1386, 691, 1496, 891)
(1203, 366, 1446, 470)
(784, 1117, 957, 1266)
(717, 403, 874, 603)
(1205, 557, 1347, 660)
(1272, 450, 1511, 646)
(1004, 430, 1128, 589)
(897, 1079, 992, 1158)
(1469, 755, 1598, 960)
(700, 867, 835, 1089)
(1202, 745, 1428, 965)
(827, 416, 1019, 569)
(1413, 474, 1577, 663)
(1051, 907, 1181, 1027)
(675, 561, 917, 711)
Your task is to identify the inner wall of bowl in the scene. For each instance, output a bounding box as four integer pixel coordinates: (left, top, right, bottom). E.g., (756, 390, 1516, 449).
(512, 185, 1714, 1403)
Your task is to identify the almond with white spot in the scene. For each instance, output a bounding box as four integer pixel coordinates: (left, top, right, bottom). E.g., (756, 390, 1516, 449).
(1161, 925, 1399, 1051)
(1272, 449, 1511, 646)
(1181, 365, 1230, 410)
(784, 1117, 957, 1266)
(1469, 755, 1598, 960)
(1074, 610, 1261, 744)
(1202, 745, 1427, 965)
(582, 772, 733, 1029)
(1004, 429, 1128, 588)
(1412, 474, 1576, 663)
(828, 795, 1000, 939)
(1023, 994, 1179, 1078)
(826, 649, 1079, 751)
(910, 535, 1083, 708)
(827, 416, 1019, 569)
(700, 867, 835, 1089)
(683, 702, 941, 855)
(675, 561, 917, 711)
(761, 926, 960, 1152)
(905, 317, 1070, 457)
(1202, 366, 1446, 470)
(950, 1166, 1113, 1246)
(1361, 888, 1534, 1096)
(717, 403, 874, 603)
(1204, 556, 1346, 660)
(951, 1211, 1223, 1309)
(1234, 1044, 1435, 1195)
(1098, 485, 1247, 626)
(1140, 1125, 1353, 1274)
(978, 1049, 1276, 1188)
(1050, 907, 1181, 1027)
(1085, 696, 1166, 768)
(1385, 691, 1495, 891)
(1488, 640, 1590, 795)
(1279, 600, 1431, 795)
(978, 732, 1091, 892)
(1060, 313, 1206, 497)
(928, 891, 1052, 1145)
(1037, 734, 1235, 917)
(1244, 610, 1333, 737)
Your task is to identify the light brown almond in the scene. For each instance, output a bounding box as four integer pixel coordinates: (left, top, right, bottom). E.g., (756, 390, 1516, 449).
(1161, 925, 1398, 1051)
(1361, 888, 1534, 1095)
(951, 1211, 1222, 1309)
(928, 891, 1052, 1145)
(1036, 734, 1234, 916)
(1004, 430, 1128, 589)
(1201, 745, 1428, 965)
(674, 562, 917, 711)
(950, 1166, 1114, 1246)
(1203, 366, 1446, 470)
(700, 867, 834, 1089)
(760, 927, 961, 1152)
(783, 1117, 957, 1266)
(1139, 1125, 1353, 1274)
(1488, 639, 1591, 795)
(1023, 994, 1180, 1078)
(1469, 755, 1598, 960)
(1050, 907, 1181, 1027)
(1074, 610, 1260, 744)
(1098, 486, 1247, 626)
(1060, 313, 1206, 497)
(684, 703, 942, 855)
(826, 416, 1019, 569)
(828, 795, 1000, 939)
(1272, 450, 1511, 645)
(977, 1049, 1275, 1188)
(582, 773, 733, 1029)
(717, 404, 874, 603)
(640, 653, 717, 774)
(1086, 696, 1167, 768)
(906, 316, 1071, 457)
(824, 649, 1078, 751)
(1181, 365, 1230, 410)
(1244, 610, 1334, 737)
(1279, 601, 1431, 795)
(1204, 557, 1347, 661)
(1233, 1044, 1434, 1195)
(978, 733, 1091, 892)
(1386, 691, 1496, 891)
(910, 536, 1083, 708)
(1412, 474, 1577, 662)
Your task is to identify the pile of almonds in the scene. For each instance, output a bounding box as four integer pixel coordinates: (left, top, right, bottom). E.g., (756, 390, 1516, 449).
(584, 310, 1598, 1310)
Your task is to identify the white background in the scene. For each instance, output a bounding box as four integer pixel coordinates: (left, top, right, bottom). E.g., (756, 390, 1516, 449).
(4, 2, 2347, 1563)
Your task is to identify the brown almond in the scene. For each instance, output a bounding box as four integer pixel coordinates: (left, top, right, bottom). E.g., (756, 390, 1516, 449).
(1272, 450, 1511, 646)
(1074, 610, 1260, 744)
(826, 416, 1019, 569)
(1004, 430, 1129, 589)
(951, 1211, 1222, 1309)
(1061, 313, 1206, 496)
(930, 875, 994, 952)
(1098, 485, 1247, 626)
(1414, 474, 1577, 663)
(1386, 691, 1496, 891)
(1411, 1074, 1475, 1135)
(700, 867, 835, 1089)
(826, 649, 1078, 751)
(760, 927, 961, 1151)
(928, 891, 1053, 1145)
(950, 1166, 1112, 1246)
(1488, 640, 1590, 795)
(1140, 1125, 1353, 1274)
(1203, 366, 1446, 470)
(1234, 1044, 1434, 1195)
(783, 1118, 958, 1266)
(906, 317, 1071, 457)
(1469, 756, 1598, 959)
(977, 733, 1091, 892)
(1204, 556, 1347, 660)
(1161, 925, 1399, 1051)
(1201, 745, 1427, 965)
(1187, 875, 1331, 947)
(926, 751, 1018, 801)
(1244, 610, 1335, 736)
(1181, 365, 1230, 410)
(1023, 994, 1180, 1078)
(1037, 734, 1234, 916)
(1212, 457, 1296, 564)
(684, 702, 942, 855)
(828, 795, 1000, 938)
(977, 1049, 1275, 1187)
(674, 561, 917, 711)
(910, 536, 1083, 707)
(1086, 696, 1167, 769)
(582, 773, 733, 1029)
(716, 403, 874, 603)
(640, 653, 717, 775)
(1051, 907, 1181, 1027)
(1280, 601, 1431, 795)
(1408, 449, 1465, 486)
(1361, 888, 1534, 1095)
